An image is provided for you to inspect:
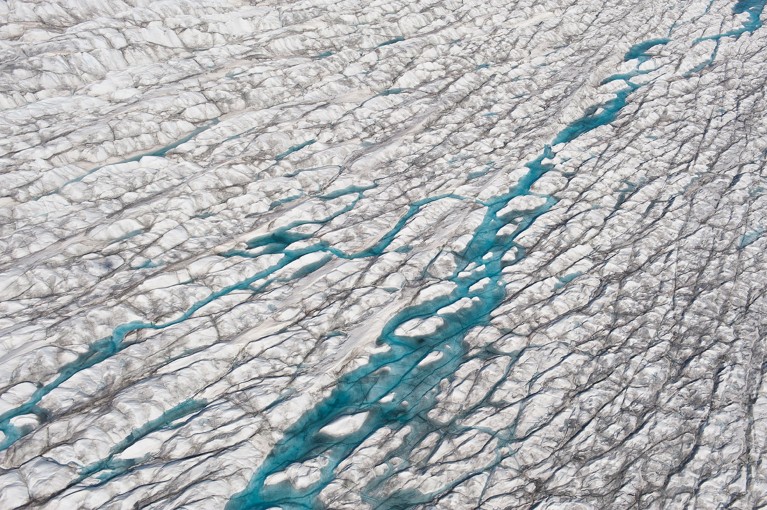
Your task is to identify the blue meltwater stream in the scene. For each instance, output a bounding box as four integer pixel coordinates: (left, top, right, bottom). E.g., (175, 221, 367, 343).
(0, 8, 755, 503)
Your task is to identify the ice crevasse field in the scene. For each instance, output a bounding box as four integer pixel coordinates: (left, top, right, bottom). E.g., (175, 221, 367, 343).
(1, 0, 767, 508)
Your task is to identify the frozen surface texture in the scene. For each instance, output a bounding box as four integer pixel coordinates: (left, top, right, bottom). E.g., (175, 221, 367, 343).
(1, 0, 767, 508)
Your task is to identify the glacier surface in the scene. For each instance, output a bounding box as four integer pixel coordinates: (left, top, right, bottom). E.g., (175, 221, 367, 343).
(1, 0, 767, 508)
